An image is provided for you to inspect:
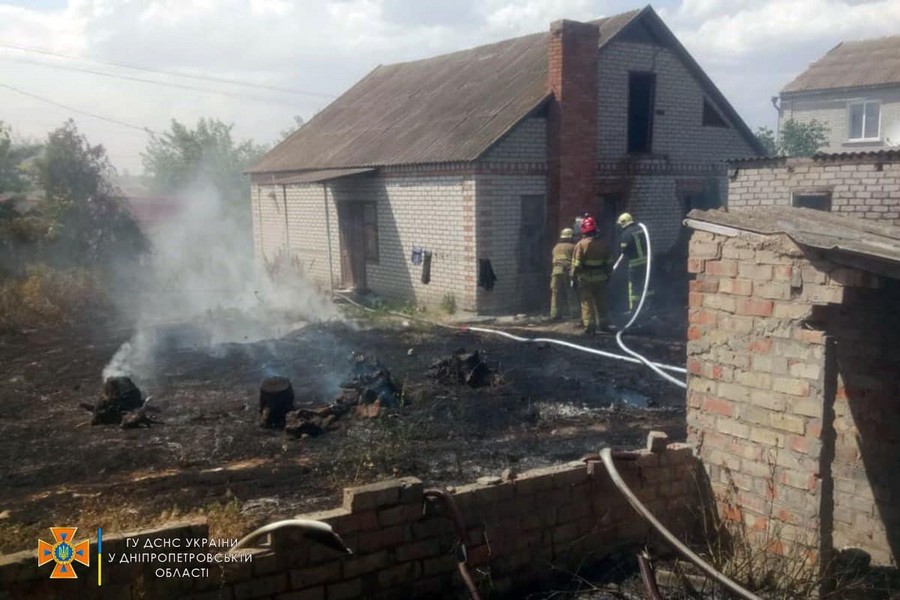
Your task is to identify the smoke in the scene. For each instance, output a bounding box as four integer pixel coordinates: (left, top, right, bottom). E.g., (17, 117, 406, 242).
(102, 178, 340, 381)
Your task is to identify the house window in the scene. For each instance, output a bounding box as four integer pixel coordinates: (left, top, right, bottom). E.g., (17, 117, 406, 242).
(628, 72, 656, 153)
(848, 101, 880, 141)
(702, 98, 729, 128)
(362, 202, 379, 263)
(519, 195, 545, 273)
(792, 191, 831, 211)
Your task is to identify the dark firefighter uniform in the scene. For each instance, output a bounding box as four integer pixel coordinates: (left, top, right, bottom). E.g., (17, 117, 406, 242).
(549, 229, 577, 319)
(619, 221, 652, 312)
(572, 235, 610, 333)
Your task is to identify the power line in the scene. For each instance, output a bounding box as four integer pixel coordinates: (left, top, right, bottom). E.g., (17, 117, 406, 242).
(0, 82, 157, 134)
(0, 54, 303, 105)
(0, 41, 335, 99)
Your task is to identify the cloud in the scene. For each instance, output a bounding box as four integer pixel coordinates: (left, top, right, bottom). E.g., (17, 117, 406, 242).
(0, 0, 896, 171)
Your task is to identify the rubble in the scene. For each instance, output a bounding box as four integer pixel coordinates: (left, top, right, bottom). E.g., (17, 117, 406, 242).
(429, 348, 496, 387)
(340, 353, 400, 407)
(82, 377, 145, 425)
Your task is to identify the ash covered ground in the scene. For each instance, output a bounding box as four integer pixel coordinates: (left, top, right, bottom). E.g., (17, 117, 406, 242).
(0, 312, 686, 553)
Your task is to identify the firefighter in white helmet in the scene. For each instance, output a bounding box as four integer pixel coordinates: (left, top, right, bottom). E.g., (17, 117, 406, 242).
(549, 227, 577, 320)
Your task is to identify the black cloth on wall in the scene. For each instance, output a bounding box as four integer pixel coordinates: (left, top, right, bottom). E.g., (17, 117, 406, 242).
(478, 259, 497, 291)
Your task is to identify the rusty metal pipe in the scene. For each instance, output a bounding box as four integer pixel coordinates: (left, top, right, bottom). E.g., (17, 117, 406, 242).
(637, 551, 664, 600)
(424, 488, 481, 600)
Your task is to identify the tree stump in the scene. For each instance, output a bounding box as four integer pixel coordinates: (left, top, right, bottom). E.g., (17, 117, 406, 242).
(93, 377, 143, 425)
(259, 376, 294, 428)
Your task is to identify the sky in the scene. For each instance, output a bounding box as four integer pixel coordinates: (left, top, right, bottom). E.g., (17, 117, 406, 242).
(1, 0, 898, 174)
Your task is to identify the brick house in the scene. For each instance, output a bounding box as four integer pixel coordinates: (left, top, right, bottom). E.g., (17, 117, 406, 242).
(726, 149, 900, 225)
(778, 35, 900, 153)
(684, 206, 900, 570)
(248, 6, 762, 314)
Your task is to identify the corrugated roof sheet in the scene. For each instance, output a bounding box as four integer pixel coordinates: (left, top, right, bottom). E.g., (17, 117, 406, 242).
(727, 148, 900, 166)
(249, 11, 640, 174)
(783, 35, 900, 94)
(685, 207, 900, 279)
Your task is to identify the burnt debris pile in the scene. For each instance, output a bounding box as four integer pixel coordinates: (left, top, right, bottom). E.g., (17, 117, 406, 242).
(260, 353, 402, 438)
(81, 377, 160, 428)
(429, 348, 496, 388)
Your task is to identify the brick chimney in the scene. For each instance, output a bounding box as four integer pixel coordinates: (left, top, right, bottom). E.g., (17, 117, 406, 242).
(547, 19, 599, 234)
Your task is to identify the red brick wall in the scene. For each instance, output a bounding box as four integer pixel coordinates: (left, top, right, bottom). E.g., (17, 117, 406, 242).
(685, 226, 898, 569)
(547, 19, 599, 236)
(0, 443, 699, 599)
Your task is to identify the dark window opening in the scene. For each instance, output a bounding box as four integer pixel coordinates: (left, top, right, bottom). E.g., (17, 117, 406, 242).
(519, 195, 545, 274)
(628, 72, 656, 153)
(792, 193, 831, 211)
(702, 98, 729, 128)
(362, 202, 379, 263)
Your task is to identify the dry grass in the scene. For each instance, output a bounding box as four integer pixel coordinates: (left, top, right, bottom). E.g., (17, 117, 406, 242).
(0, 265, 102, 332)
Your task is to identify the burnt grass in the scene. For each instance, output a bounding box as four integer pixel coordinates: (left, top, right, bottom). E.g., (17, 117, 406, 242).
(0, 314, 686, 553)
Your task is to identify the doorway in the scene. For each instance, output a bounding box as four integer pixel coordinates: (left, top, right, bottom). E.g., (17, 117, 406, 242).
(338, 202, 368, 291)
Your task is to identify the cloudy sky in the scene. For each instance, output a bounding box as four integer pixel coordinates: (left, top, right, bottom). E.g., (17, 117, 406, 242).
(1, 0, 898, 173)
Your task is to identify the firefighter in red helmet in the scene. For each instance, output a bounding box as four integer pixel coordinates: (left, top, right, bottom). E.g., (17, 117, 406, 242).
(571, 215, 612, 334)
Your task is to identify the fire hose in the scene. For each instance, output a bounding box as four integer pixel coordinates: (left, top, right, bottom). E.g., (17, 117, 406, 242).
(423, 488, 482, 600)
(599, 448, 762, 600)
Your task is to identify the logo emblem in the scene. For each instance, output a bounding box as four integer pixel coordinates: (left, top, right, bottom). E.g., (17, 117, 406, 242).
(37, 527, 90, 579)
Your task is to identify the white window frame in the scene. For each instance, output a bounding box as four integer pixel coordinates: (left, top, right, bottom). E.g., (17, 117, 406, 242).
(847, 100, 881, 142)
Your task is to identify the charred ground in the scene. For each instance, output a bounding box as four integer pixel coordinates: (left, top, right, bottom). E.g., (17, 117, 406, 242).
(0, 312, 685, 553)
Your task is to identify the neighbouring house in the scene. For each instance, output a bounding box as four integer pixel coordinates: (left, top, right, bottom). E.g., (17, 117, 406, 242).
(779, 35, 900, 153)
(726, 149, 900, 225)
(248, 6, 763, 314)
(684, 206, 900, 571)
(117, 192, 184, 236)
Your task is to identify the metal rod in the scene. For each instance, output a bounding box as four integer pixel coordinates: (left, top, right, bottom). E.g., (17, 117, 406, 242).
(637, 551, 664, 600)
(424, 488, 482, 600)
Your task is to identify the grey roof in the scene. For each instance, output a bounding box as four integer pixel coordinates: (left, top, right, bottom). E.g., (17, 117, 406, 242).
(783, 35, 900, 94)
(250, 11, 638, 174)
(685, 207, 900, 280)
(727, 148, 900, 167)
(250, 6, 764, 174)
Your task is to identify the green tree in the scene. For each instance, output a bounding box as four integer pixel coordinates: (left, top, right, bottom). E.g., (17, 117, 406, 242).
(0, 121, 39, 195)
(141, 118, 268, 213)
(33, 120, 145, 267)
(754, 126, 778, 157)
(779, 118, 829, 157)
(279, 115, 305, 140)
(755, 119, 829, 158)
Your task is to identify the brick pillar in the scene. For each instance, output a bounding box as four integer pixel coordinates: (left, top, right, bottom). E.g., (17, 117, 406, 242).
(547, 19, 599, 235)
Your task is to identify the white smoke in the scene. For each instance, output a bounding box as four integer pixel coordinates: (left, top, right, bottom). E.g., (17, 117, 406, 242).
(102, 178, 340, 381)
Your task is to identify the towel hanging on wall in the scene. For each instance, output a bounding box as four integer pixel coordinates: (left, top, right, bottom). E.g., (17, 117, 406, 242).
(421, 250, 432, 284)
(478, 259, 497, 291)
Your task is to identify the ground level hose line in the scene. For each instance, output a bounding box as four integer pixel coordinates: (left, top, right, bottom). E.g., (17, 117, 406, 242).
(614, 223, 688, 389)
(334, 293, 686, 376)
(599, 448, 762, 600)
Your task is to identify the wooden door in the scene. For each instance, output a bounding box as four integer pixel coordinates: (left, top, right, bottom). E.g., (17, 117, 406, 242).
(519, 194, 547, 310)
(338, 202, 367, 291)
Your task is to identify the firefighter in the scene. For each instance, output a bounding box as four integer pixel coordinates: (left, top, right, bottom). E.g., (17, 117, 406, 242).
(614, 212, 652, 313)
(549, 228, 577, 320)
(571, 216, 612, 334)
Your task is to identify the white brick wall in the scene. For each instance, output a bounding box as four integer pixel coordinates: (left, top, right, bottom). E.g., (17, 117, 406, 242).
(482, 117, 548, 163)
(597, 41, 757, 163)
(727, 156, 900, 224)
(781, 86, 900, 152)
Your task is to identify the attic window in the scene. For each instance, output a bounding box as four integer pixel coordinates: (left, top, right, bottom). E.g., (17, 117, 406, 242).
(702, 99, 729, 128)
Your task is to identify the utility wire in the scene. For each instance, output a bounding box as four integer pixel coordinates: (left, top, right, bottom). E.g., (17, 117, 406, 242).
(0, 55, 302, 105)
(0, 41, 335, 99)
(0, 82, 157, 134)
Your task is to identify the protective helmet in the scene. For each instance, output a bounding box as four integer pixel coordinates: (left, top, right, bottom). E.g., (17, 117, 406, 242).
(559, 228, 574, 241)
(580, 216, 597, 235)
(617, 212, 634, 228)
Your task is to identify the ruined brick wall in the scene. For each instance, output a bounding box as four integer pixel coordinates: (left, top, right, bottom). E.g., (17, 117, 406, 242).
(685, 226, 899, 567)
(0, 444, 699, 600)
(820, 281, 900, 564)
(727, 156, 900, 224)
